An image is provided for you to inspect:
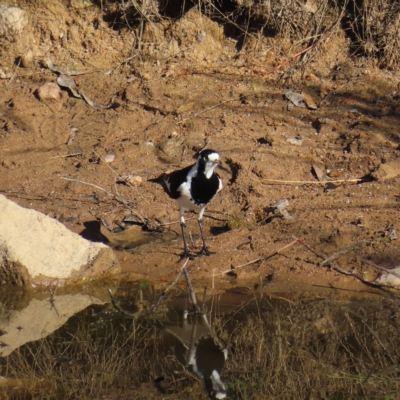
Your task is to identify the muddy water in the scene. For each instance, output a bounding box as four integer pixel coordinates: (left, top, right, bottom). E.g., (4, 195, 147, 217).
(0, 284, 399, 400)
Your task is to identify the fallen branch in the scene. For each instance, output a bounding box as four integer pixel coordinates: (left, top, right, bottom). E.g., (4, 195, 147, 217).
(262, 178, 367, 185)
(177, 99, 236, 125)
(60, 176, 114, 197)
(108, 289, 136, 318)
(296, 236, 356, 276)
(221, 238, 299, 275)
(60, 175, 137, 210)
(296, 237, 391, 290)
(149, 258, 188, 314)
(358, 258, 400, 280)
(320, 241, 365, 267)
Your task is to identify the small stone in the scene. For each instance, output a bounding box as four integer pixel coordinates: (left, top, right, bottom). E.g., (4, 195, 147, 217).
(302, 91, 318, 110)
(328, 169, 343, 178)
(386, 225, 397, 241)
(104, 154, 115, 163)
(375, 267, 400, 289)
(286, 136, 303, 146)
(285, 91, 306, 108)
(126, 175, 143, 186)
(37, 83, 61, 100)
(21, 49, 34, 68)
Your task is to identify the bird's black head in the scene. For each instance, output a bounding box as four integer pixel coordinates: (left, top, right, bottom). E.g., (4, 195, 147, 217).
(196, 150, 221, 178)
(198, 150, 220, 164)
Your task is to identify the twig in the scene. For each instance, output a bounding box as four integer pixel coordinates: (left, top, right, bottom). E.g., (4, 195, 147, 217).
(262, 178, 367, 185)
(108, 289, 135, 318)
(60, 176, 114, 197)
(177, 99, 236, 125)
(158, 217, 194, 226)
(320, 241, 365, 267)
(251, 13, 343, 77)
(50, 151, 82, 159)
(358, 258, 400, 280)
(93, 150, 150, 207)
(49, 284, 59, 317)
(344, 306, 389, 383)
(296, 236, 355, 275)
(60, 175, 138, 211)
(7, 58, 21, 86)
(201, 286, 208, 312)
(221, 238, 299, 275)
(296, 237, 391, 291)
(148, 258, 188, 314)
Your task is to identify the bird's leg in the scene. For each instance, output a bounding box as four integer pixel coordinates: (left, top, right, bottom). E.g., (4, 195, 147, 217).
(179, 213, 195, 261)
(198, 217, 213, 256)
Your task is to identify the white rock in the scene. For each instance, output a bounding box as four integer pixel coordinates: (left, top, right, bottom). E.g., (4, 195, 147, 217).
(0, 5, 28, 37)
(375, 267, 400, 289)
(0, 195, 118, 287)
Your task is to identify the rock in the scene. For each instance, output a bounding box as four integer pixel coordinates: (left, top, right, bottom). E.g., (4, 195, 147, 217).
(302, 91, 318, 110)
(371, 159, 400, 181)
(104, 154, 115, 163)
(0, 195, 118, 287)
(20, 49, 34, 68)
(0, 294, 105, 357)
(312, 163, 327, 182)
(375, 267, 400, 289)
(157, 137, 185, 163)
(36, 82, 61, 100)
(285, 91, 306, 108)
(0, 5, 28, 37)
(286, 136, 303, 146)
(127, 175, 143, 186)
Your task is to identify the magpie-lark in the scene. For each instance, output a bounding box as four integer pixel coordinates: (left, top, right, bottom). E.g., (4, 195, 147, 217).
(165, 311, 228, 399)
(152, 149, 223, 259)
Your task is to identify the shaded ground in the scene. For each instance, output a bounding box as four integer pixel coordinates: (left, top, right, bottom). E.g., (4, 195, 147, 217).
(0, 2, 400, 294)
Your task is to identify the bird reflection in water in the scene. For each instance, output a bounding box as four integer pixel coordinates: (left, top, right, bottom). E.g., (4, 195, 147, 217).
(164, 310, 228, 399)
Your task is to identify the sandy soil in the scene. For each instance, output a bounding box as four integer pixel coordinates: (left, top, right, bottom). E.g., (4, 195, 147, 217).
(1, 2, 399, 294)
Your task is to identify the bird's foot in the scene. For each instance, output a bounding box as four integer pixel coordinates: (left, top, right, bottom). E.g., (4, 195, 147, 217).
(178, 250, 197, 262)
(199, 246, 215, 256)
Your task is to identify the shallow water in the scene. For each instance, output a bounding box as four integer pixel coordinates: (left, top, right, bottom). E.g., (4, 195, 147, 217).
(0, 283, 399, 400)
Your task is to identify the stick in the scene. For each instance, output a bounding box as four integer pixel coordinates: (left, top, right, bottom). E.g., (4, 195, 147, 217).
(320, 241, 365, 267)
(262, 178, 367, 185)
(177, 99, 236, 125)
(108, 289, 135, 318)
(221, 238, 299, 275)
(201, 286, 208, 312)
(60, 176, 114, 197)
(295, 236, 354, 276)
(148, 258, 188, 314)
(358, 258, 400, 280)
(296, 237, 389, 290)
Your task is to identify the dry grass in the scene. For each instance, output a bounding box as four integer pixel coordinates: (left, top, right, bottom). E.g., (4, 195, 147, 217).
(345, 0, 400, 69)
(1, 293, 400, 399)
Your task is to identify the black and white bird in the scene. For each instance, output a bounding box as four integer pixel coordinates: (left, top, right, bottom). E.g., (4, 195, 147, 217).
(151, 149, 223, 259)
(165, 311, 228, 400)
